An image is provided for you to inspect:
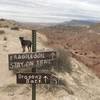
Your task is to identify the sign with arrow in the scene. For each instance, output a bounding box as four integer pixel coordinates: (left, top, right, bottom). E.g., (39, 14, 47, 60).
(16, 73, 51, 84)
(9, 51, 56, 70)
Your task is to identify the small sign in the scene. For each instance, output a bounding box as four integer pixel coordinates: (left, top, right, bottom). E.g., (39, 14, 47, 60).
(16, 73, 51, 84)
(50, 76, 59, 85)
(9, 51, 56, 70)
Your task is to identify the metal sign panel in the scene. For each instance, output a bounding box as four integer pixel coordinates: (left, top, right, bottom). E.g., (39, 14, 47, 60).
(16, 73, 51, 84)
(8, 51, 56, 70)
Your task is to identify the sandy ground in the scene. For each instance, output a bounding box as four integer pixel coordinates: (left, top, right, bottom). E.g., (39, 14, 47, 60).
(0, 28, 100, 100)
(0, 28, 49, 100)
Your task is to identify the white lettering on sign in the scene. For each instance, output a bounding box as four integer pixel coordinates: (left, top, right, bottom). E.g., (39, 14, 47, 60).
(17, 73, 59, 84)
(9, 59, 54, 70)
(17, 74, 49, 84)
(9, 51, 56, 70)
(9, 53, 45, 61)
(18, 74, 42, 80)
(9, 61, 35, 69)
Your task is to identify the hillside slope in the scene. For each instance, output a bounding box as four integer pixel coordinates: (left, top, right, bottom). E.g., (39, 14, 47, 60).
(0, 27, 100, 100)
(39, 24, 100, 77)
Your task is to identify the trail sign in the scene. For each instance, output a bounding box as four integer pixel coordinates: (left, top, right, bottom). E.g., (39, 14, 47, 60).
(8, 51, 56, 70)
(16, 73, 59, 85)
(8, 30, 58, 100)
(16, 73, 51, 84)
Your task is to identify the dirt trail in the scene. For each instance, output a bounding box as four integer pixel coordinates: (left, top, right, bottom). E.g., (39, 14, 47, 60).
(0, 28, 50, 100)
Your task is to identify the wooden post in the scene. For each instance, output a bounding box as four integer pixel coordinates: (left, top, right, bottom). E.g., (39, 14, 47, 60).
(32, 30, 36, 100)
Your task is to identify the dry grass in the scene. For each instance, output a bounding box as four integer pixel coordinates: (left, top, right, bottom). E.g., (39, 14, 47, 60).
(0, 30, 5, 35)
(54, 48, 72, 73)
(11, 27, 19, 30)
(3, 36, 7, 41)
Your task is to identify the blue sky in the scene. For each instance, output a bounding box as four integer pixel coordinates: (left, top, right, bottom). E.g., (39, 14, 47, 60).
(0, 0, 100, 23)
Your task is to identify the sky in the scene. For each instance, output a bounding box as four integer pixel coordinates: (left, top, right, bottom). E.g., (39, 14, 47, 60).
(0, 0, 100, 23)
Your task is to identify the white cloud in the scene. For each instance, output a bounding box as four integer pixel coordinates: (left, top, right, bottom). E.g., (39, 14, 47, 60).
(0, 0, 100, 23)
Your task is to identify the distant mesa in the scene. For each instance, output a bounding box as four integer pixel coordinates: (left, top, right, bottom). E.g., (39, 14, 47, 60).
(58, 20, 98, 27)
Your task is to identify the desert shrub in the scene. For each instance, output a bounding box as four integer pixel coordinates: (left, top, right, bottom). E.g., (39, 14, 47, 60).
(55, 48, 72, 73)
(3, 36, 7, 41)
(0, 30, 5, 34)
(0, 18, 5, 21)
(11, 27, 19, 30)
(75, 51, 78, 54)
(4, 25, 9, 28)
(37, 78, 74, 95)
(84, 52, 87, 55)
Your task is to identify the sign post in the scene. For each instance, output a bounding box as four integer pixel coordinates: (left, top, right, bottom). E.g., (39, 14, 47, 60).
(32, 30, 36, 100)
(8, 30, 58, 100)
